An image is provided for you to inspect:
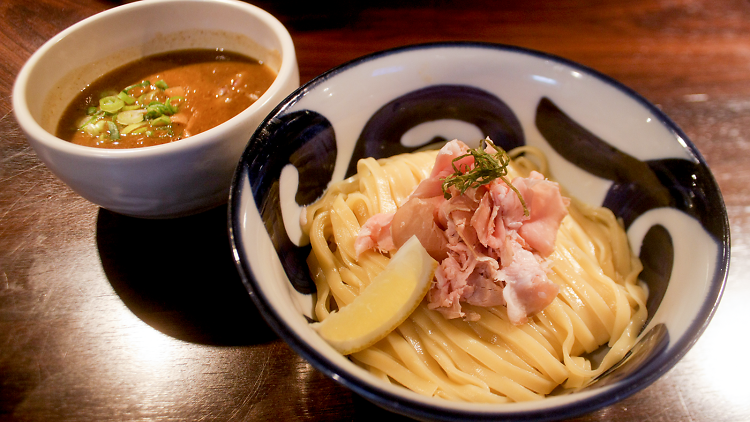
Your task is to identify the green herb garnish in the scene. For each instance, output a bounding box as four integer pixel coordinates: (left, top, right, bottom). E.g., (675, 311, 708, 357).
(441, 137, 529, 216)
(123, 80, 151, 93)
(77, 79, 182, 142)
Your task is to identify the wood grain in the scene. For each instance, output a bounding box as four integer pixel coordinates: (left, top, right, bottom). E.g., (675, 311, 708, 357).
(1, 0, 749, 421)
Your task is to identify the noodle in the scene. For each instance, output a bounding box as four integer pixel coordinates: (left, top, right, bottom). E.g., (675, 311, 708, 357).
(300, 145, 648, 402)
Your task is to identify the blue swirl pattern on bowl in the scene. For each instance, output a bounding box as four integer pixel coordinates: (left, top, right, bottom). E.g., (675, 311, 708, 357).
(230, 42, 729, 421)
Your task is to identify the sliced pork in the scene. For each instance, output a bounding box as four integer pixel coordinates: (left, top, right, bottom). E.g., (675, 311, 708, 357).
(354, 139, 569, 325)
(354, 212, 396, 256)
(513, 172, 571, 257)
(391, 196, 449, 261)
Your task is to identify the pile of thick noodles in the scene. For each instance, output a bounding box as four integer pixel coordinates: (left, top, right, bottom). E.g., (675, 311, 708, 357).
(300, 146, 648, 402)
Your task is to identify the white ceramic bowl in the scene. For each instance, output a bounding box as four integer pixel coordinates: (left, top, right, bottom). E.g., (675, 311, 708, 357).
(13, 0, 299, 218)
(229, 43, 730, 420)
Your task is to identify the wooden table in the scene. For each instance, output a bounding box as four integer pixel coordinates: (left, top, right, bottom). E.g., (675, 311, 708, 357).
(2, 0, 748, 420)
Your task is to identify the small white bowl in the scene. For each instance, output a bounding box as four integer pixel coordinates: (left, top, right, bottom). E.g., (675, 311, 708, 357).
(13, 0, 299, 218)
(229, 43, 730, 420)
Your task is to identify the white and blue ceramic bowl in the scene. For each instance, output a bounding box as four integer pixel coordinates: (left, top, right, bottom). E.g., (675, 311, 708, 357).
(229, 43, 730, 421)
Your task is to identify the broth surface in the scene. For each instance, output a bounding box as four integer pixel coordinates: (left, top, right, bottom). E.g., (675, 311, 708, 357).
(57, 49, 277, 148)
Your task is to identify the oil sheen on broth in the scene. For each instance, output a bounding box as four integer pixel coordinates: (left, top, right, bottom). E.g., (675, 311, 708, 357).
(57, 49, 277, 148)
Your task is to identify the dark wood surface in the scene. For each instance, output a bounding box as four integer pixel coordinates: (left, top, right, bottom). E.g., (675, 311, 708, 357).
(1, 0, 749, 420)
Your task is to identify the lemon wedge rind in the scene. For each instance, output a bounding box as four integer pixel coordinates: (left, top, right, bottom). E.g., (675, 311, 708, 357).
(313, 236, 438, 355)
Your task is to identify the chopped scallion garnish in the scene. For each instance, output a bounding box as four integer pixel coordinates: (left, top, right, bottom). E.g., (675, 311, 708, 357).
(79, 78, 185, 142)
(121, 122, 147, 134)
(123, 80, 151, 93)
(78, 110, 104, 129)
(151, 115, 171, 127)
(83, 123, 100, 136)
(166, 96, 183, 113)
(117, 91, 136, 105)
(100, 96, 124, 113)
(106, 121, 120, 141)
(116, 109, 146, 125)
(145, 103, 174, 118)
(106, 121, 120, 140)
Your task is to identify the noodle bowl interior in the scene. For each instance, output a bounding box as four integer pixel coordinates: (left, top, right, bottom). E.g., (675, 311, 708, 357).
(300, 139, 648, 402)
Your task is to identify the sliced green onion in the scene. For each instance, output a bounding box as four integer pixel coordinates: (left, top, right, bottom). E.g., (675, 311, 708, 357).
(166, 96, 183, 113)
(121, 122, 147, 134)
(117, 109, 146, 125)
(77, 116, 93, 129)
(78, 111, 104, 129)
(107, 121, 120, 140)
(138, 91, 157, 104)
(145, 108, 161, 119)
(150, 115, 171, 127)
(159, 103, 174, 115)
(100, 96, 124, 113)
(123, 80, 151, 93)
(77, 78, 181, 141)
(146, 103, 172, 118)
(117, 91, 136, 105)
(83, 123, 100, 136)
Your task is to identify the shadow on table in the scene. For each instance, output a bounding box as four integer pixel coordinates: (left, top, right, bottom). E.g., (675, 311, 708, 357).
(95, 204, 277, 346)
(351, 395, 420, 421)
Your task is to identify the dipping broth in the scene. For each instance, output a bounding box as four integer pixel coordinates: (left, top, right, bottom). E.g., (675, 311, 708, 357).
(57, 49, 277, 149)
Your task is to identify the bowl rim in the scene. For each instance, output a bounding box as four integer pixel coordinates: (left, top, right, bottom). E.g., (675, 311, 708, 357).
(228, 41, 730, 421)
(12, 0, 297, 159)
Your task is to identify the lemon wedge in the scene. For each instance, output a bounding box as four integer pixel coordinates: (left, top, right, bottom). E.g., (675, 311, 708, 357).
(314, 236, 438, 355)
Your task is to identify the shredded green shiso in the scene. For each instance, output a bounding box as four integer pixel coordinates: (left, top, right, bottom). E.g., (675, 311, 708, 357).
(441, 137, 529, 216)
